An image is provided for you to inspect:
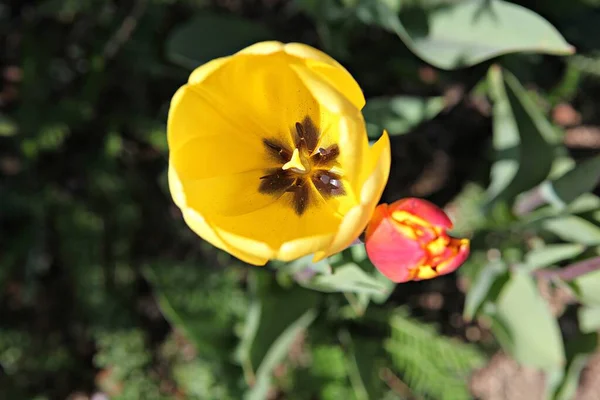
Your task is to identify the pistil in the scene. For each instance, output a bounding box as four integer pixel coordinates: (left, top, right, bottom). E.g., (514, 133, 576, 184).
(282, 148, 310, 174)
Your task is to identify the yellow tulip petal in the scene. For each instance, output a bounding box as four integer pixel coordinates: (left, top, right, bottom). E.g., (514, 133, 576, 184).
(214, 228, 274, 265)
(337, 115, 369, 194)
(313, 204, 367, 261)
(171, 133, 268, 181)
(237, 41, 284, 55)
(213, 186, 341, 251)
(167, 85, 263, 153)
(170, 163, 270, 265)
(168, 163, 186, 209)
(284, 43, 365, 109)
(318, 180, 358, 218)
(181, 169, 282, 217)
(304, 61, 365, 110)
(284, 43, 341, 66)
(188, 56, 230, 86)
(202, 53, 321, 148)
(358, 131, 391, 204)
(183, 208, 270, 266)
(276, 233, 335, 261)
(291, 63, 357, 115)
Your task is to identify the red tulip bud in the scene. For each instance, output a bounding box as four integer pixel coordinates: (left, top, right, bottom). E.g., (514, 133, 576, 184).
(365, 198, 469, 283)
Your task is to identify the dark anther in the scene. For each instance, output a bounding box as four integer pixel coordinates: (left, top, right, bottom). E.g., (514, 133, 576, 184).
(312, 170, 345, 198)
(258, 169, 295, 195)
(263, 138, 292, 163)
(294, 116, 318, 153)
(295, 122, 305, 145)
(311, 145, 340, 167)
(289, 178, 310, 216)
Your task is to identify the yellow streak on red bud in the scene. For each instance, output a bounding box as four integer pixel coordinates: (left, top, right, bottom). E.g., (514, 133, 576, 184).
(391, 210, 431, 228)
(426, 235, 451, 256)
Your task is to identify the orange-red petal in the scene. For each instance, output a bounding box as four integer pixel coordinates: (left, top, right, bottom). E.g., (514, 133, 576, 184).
(365, 204, 427, 283)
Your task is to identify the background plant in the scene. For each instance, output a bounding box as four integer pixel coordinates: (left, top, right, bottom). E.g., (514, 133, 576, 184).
(2, 0, 600, 399)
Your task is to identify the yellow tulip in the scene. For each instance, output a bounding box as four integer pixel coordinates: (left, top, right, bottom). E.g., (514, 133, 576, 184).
(167, 41, 391, 265)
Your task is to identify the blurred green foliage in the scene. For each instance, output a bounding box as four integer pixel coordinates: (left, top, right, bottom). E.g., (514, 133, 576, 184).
(3, 0, 600, 399)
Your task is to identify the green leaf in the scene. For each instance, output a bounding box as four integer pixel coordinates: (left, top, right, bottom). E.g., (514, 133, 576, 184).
(463, 261, 508, 321)
(245, 310, 317, 400)
(578, 306, 600, 333)
(548, 156, 576, 180)
(523, 244, 585, 271)
(362, 96, 445, 138)
(300, 263, 391, 295)
(356, 0, 573, 70)
(568, 193, 600, 214)
(486, 66, 560, 207)
(494, 270, 565, 369)
(542, 216, 600, 246)
(540, 155, 600, 210)
(237, 271, 319, 399)
(166, 14, 274, 69)
(572, 269, 600, 306)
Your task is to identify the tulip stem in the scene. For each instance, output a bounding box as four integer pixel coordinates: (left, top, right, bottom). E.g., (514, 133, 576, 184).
(534, 255, 600, 281)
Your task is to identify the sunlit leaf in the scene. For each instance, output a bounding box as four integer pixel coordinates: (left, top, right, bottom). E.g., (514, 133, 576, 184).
(485, 66, 560, 208)
(578, 306, 600, 333)
(540, 155, 600, 210)
(523, 244, 585, 271)
(568, 194, 600, 214)
(463, 260, 508, 321)
(300, 263, 390, 295)
(362, 96, 445, 138)
(542, 216, 600, 246)
(166, 14, 273, 69)
(355, 0, 573, 70)
(494, 270, 565, 369)
(572, 269, 600, 306)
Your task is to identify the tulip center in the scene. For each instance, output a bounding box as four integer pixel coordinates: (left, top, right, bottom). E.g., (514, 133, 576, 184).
(282, 148, 311, 174)
(259, 115, 345, 216)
